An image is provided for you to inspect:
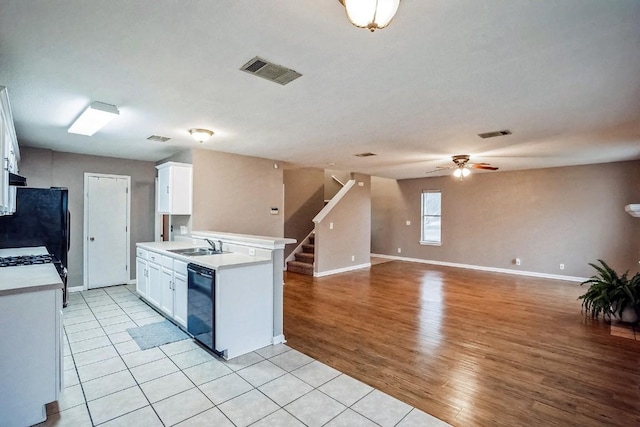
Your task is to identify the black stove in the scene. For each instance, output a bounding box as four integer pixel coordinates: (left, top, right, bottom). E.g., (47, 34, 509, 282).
(0, 254, 56, 267)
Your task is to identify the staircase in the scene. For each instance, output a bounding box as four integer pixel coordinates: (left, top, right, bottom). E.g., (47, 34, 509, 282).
(286, 234, 314, 276)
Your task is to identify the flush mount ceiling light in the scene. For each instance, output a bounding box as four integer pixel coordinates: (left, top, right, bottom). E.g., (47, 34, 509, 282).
(338, 0, 400, 32)
(189, 128, 214, 143)
(68, 102, 119, 136)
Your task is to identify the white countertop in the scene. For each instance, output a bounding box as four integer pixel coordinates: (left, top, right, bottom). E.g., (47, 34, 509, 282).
(137, 241, 272, 270)
(190, 231, 296, 250)
(0, 247, 63, 296)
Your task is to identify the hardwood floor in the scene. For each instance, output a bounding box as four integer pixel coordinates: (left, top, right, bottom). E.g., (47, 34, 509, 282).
(283, 261, 640, 426)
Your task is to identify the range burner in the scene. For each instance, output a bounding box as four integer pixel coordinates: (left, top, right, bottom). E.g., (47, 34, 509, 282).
(0, 254, 56, 267)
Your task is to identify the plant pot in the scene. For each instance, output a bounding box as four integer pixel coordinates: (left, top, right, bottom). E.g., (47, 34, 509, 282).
(610, 306, 639, 323)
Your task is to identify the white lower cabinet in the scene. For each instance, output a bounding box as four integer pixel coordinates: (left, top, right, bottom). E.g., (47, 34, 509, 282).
(173, 262, 188, 327)
(136, 249, 149, 298)
(135, 249, 188, 328)
(146, 259, 161, 307)
(160, 265, 174, 317)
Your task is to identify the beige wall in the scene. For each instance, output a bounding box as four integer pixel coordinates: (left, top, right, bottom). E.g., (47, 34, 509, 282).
(315, 173, 371, 274)
(191, 148, 284, 237)
(283, 167, 325, 259)
(371, 160, 640, 277)
(324, 169, 351, 201)
(19, 147, 157, 286)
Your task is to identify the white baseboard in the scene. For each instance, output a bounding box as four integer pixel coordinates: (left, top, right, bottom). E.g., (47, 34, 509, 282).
(68, 286, 84, 293)
(314, 263, 371, 278)
(127, 279, 136, 285)
(272, 335, 287, 345)
(370, 253, 588, 283)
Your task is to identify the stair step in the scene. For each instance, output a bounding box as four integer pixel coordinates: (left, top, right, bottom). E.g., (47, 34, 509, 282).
(302, 244, 315, 253)
(295, 252, 314, 263)
(287, 260, 313, 276)
(309, 235, 315, 244)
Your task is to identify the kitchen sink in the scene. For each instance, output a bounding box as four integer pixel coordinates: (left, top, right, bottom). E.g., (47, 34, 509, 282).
(168, 247, 229, 256)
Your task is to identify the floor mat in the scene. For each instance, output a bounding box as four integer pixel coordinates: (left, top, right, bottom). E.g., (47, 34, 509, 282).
(126, 320, 189, 351)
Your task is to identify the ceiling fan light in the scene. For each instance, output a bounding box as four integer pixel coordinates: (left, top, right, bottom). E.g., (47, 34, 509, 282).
(189, 128, 214, 143)
(462, 168, 470, 177)
(453, 168, 462, 178)
(342, 0, 400, 31)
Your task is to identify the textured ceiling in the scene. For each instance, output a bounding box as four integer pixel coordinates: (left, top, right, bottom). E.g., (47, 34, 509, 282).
(1, 0, 639, 179)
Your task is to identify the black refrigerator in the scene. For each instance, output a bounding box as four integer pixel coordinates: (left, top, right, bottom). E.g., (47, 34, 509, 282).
(0, 187, 70, 305)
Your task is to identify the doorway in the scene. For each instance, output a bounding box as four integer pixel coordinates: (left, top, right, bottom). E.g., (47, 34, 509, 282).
(83, 173, 131, 289)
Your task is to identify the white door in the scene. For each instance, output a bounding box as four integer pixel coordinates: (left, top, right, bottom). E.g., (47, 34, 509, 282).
(85, 174, 130, 288)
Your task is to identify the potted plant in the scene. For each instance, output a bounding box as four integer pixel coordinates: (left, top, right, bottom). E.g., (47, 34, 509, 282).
(578, 260, 639, 323)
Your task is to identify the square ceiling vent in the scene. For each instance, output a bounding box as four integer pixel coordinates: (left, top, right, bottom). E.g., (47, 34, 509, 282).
(240, 56, 302, 85)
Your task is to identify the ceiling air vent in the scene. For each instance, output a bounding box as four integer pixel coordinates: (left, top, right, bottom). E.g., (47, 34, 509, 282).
(240, 56, 302, 85)
(147, 135, 171, 142)
(477, 129, 512, 139)
(354, 152, 377, 157)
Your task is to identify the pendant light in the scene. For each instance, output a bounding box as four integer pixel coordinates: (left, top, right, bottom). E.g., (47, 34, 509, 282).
(339, 0, 400, 32)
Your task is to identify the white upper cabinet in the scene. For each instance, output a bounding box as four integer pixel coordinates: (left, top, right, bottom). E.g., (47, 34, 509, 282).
(0, 86, 20, 216)
(156, 162, 192, 215)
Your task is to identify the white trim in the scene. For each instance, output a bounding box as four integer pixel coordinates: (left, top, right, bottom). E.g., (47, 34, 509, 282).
(83, 173, 132, 290)
(313, 180, 356, 224)
(370, 253, 588, 283)
(419, 241, 442, 246)
(67, 286, 84, 293)
(272, 334, 287, 345)
(314, 262, 371, 277)
(285, 230, 315, 264)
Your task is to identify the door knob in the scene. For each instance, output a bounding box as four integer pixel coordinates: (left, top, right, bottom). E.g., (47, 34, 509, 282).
(89, 237, 95, 241)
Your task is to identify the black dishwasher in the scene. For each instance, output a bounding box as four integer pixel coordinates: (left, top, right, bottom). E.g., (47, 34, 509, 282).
(187, 263, 218, 354)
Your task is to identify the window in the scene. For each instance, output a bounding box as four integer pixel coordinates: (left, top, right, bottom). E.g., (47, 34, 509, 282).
(421, 190, 441, 245)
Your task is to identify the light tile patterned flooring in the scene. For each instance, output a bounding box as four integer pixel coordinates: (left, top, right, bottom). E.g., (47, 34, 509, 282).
(37, 284, 449, 427)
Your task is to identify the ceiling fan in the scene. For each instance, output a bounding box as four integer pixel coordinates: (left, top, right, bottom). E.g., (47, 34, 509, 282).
(427, 155, 499, 179)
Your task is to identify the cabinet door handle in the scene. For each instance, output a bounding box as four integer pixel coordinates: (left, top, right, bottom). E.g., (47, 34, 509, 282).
(166, 186, 170, 194)
(3, 158, 8, 171)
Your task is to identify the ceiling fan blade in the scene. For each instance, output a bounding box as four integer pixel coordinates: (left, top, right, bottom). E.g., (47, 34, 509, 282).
(472, 165, 499, 170)
(426, 168, 450, 174)
(436, 166, 454, 169)
(469, 162, 490, 166)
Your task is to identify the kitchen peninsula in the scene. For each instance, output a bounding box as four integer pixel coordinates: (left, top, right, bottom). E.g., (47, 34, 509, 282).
(136, 231, 295, 359)
(0, 247, 63, 427)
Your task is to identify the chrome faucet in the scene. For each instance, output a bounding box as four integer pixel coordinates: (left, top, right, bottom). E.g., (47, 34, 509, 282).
(204, 238, 223, 252)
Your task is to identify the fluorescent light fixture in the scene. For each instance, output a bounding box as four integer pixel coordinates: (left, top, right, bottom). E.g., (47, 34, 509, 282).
(189, 128, 214, 143)
(68, 102, 119, 136)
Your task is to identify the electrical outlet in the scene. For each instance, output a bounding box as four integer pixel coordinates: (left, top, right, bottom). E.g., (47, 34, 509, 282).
(351, 255, 355, 261)
(515, 258, 521, 266)
(249, 248, 256, 256)
(329, 222, 334, 230)
(560, 264, 565, 270)
(406, 220, 411, 226)
(398, 248, 402, 254)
